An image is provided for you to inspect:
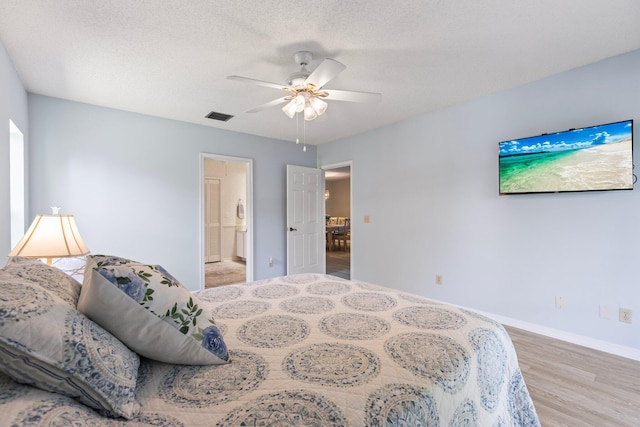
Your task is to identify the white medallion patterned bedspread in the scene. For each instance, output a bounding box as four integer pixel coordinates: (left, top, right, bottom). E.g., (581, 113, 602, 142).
(0, 274, 540, 426)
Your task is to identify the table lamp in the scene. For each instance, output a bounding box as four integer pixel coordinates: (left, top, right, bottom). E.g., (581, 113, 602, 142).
(8, 208, 90, 265)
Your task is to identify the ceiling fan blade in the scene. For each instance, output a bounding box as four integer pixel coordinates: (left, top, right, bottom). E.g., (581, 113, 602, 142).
(227, 75, 288, 91)
(245, 97, 289, 113)
(305, 58, 346, 89)
(323, 89, 382, 103)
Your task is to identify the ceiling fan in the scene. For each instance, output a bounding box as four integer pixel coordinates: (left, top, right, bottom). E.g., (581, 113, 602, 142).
(227, 51, 381, 121)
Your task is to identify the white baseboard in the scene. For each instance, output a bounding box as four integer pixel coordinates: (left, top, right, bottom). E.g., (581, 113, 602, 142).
(428, 298, 640, 361)
(478, 309, 640, 362)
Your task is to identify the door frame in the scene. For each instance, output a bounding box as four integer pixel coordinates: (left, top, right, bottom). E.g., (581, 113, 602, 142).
(321, 160, 353, 278)
(199, 153, 254, 290)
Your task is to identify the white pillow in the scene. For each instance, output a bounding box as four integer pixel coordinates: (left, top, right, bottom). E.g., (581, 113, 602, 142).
(78, 255, 229, 365)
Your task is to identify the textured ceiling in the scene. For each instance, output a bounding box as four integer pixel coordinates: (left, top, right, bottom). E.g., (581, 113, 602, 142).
(1, 1, 639, 145)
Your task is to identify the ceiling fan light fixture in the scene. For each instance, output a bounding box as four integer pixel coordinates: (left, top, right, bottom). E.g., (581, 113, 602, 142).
(294, 93, 306, 112)
(228, 51, 381, 129)
(282, 99, 298, 118)
(309, 96, 328, 116)
(304, 104, 318, 121)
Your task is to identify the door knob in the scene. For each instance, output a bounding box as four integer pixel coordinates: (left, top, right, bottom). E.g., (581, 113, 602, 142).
(289, 227, 297, 231)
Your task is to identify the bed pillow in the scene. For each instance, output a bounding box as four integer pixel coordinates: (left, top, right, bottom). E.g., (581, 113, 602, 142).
(0, 271, 140, 419)
(78, 255, 229, 365)
(2, 256, 82, 307)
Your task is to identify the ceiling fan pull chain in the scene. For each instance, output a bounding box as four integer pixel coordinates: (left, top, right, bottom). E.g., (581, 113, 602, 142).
(303, 117, 307, 152)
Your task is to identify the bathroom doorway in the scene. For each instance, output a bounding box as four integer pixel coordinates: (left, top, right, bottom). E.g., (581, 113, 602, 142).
(201, 154, 253, 288)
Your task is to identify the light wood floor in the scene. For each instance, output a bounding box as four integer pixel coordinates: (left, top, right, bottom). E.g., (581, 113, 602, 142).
(505, 326, 640, 426)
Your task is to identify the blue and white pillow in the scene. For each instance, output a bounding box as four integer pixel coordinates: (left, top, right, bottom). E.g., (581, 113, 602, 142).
(0, 268, 140, 419)
(3, 256, 81, 307)
(78, 255, 229, 365)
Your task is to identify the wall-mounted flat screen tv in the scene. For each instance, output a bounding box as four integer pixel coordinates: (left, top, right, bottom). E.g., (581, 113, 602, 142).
(499, 120, 634, 195)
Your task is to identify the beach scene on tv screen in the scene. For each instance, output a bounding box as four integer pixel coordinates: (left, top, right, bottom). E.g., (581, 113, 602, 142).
(499, 120, 633, 194)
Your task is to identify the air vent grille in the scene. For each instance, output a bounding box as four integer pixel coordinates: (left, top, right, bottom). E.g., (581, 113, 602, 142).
(205, 111, 234, 122)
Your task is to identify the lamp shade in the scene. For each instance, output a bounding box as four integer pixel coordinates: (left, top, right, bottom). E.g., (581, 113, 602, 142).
(9, 214, 90, 262)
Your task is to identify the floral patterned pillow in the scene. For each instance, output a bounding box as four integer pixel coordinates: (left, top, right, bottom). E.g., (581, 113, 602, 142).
(2, 257, 81, 307)
(78, 255, 229, 365)
(0, 271, 140, 419)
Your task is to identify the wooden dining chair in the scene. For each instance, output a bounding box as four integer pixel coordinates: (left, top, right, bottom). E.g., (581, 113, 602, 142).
(333, 218, 350, 251)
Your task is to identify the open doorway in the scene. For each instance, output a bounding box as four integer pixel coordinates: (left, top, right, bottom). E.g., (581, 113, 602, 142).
(201, 154, 253, 288)
(324, 163, 351, 279)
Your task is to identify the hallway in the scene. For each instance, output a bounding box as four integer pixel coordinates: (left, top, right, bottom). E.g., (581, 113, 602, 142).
(326, 249, 350, 280)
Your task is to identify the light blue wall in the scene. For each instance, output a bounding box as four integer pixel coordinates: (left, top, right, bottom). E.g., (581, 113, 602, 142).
(4, 30, 638, 352)
(318, 49, 640, 352)
(28, 94, 316, 289)
(0, 40, 28, 265)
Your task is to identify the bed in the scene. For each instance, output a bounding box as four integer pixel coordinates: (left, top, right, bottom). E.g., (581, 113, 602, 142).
(0, 256, 540, 426)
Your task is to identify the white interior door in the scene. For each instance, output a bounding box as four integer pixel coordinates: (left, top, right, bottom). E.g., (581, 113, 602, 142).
(204, 178, 221, 263)
(287, 165, 325, 274)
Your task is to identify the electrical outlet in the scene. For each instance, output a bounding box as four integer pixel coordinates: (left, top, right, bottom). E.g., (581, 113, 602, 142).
(599, 304, 611, 319)
(435, 275, 443, 285)
(619, 308, 632, 324)
(555, 296, 566, 309)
